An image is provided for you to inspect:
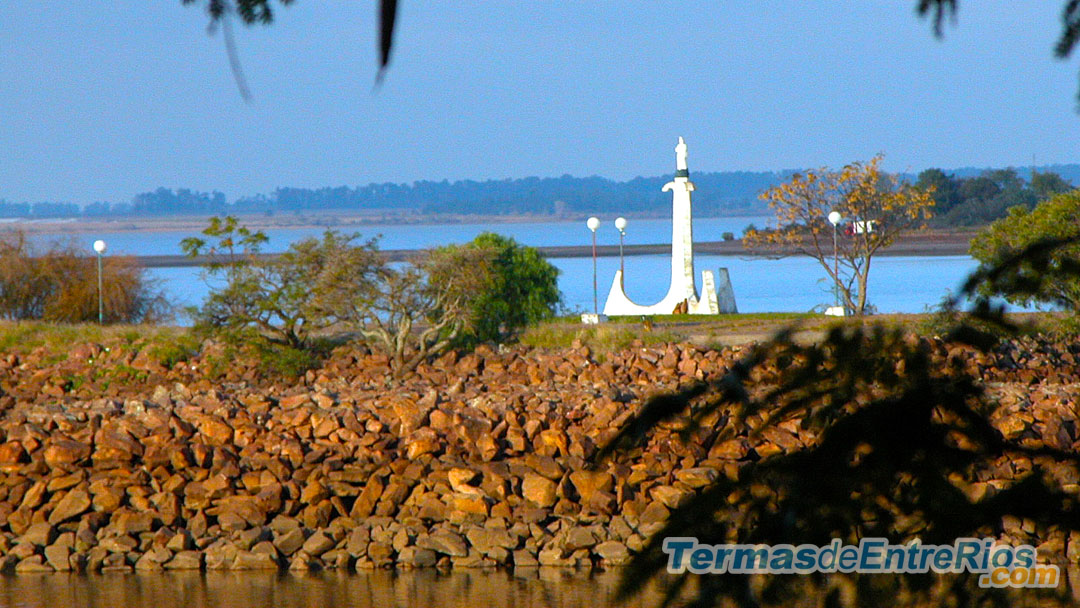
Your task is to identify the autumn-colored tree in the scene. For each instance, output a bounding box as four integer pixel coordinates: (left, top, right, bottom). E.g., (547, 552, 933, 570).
(0, 231, 169, 324)
(744, 156, 934, 315)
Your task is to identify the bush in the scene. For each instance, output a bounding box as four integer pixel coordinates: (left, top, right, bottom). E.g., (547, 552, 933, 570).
(185, 221, 561, 376)
(436, 232, 561, 344)
(317, 242, 497, 375)
(721, 231, 735, 241)
(183, 218, 373, 376)
(968, 190, 1080, 310)
(0, 230, 170, 324)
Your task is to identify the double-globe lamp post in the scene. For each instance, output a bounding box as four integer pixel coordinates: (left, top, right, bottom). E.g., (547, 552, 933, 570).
(827, 211, 842, 311)
(586, 217, 600, 315)
(93, 239, 107, 324)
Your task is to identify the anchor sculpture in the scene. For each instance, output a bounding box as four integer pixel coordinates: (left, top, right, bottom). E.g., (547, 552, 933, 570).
(602, 137, 737, 316)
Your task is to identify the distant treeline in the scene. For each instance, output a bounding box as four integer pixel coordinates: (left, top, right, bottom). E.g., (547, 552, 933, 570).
(2, 164, 1078, 224)
(916, 167, 1076, 226)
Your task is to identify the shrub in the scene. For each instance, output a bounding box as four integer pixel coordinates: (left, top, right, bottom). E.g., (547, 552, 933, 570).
(183, 217, 373, 376)
(434, 232, 561, 344)
(969, 190, 1080, 310)
(0, 230, 170, 324)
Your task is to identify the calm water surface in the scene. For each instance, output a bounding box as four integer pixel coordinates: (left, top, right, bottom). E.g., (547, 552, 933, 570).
(0, 570, 689, 608)
(20, 217, 992, 318)
(4, 569, 1080, 608)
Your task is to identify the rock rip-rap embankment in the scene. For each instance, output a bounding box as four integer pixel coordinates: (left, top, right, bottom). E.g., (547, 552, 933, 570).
(0, 336, 1078, 573)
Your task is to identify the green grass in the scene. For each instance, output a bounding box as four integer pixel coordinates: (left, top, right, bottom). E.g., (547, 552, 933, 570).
(520, 322, 684, 351)
(0, 321, 191, 359)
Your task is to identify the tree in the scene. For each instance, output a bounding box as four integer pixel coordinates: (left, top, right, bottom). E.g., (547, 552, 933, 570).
(915, 168, 962, 214)
(313, 244, 496, 375)
(1032, 170, 1074, 201)
(744, 156, 935, 315)
(436, 232, 562, 345)
(183, 216, 382, 374)
(0, 230, 169, 324)
(969, 190, 1080, 310)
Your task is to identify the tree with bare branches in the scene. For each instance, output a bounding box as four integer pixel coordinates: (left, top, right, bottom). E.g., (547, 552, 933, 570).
(314, 245, 495, 375)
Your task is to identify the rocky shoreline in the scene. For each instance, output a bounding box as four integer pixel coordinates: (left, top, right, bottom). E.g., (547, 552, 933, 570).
(0, 335, 1077, 574)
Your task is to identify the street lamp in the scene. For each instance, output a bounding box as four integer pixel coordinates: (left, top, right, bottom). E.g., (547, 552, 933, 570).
(614, 217, 627, 282)
(93, 240, 107, 324)
(586, 217, 600, 315)
(827, 211, 842, 312)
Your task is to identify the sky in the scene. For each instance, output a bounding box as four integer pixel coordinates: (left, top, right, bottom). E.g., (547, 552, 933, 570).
(2, 1, 1079, 204)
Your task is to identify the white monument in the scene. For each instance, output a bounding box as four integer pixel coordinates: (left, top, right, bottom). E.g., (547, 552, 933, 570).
(602, 137, 737, 316)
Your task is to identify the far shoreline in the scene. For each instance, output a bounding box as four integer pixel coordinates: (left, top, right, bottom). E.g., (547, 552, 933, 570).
(0, 211, 770, 235)
(0, 213, 979, 261)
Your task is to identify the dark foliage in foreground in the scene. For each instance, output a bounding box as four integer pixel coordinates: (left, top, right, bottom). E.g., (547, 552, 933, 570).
(598, 237, 1080, 607)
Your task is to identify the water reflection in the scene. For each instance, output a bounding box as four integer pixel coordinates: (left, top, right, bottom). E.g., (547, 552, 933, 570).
(4, 568, 1080, 608)
(0, 569, 680, 608)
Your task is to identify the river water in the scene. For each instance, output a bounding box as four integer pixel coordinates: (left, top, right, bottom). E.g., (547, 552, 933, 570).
(44, 216, 987, 317)
(4, 568, 1080, 608)
(0, 569, 685, 608)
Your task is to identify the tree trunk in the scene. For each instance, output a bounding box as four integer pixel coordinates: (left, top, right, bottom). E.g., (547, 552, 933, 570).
(855, 267, 869, 315)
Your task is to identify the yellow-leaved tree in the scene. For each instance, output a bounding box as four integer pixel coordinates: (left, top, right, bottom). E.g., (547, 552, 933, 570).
(744, 155, 935, 315)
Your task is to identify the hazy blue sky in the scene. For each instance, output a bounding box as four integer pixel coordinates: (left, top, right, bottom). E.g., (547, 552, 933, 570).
(2, 1, 1079, 204)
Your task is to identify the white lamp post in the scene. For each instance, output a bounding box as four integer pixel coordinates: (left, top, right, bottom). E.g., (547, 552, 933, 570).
(586, 217, 600, 315)
(827, 211, 842, 312)
(614, 217, 627, 281)
(93, 240, 107, 324)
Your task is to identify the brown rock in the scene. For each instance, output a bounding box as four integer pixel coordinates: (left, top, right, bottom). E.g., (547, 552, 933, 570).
(398, 546, 437, 568)
(674, 467, 719, 489)
(48, 489, 91, 525)
(465, 527, 516, 554)
(301, 531, 336, 557)
(452, 495, 490, 516)
(525, 454, 563, 480)
(43, 545, 72, 572)
(19, 480, 48, 510)
(650, 485, 693, 509)
(594, 540, 631, 565)
(561, 527, 598, 552)
(350, 477, 384, 519)
(164, 551, 203, 570)
(205, 541, 239, 570)
(44, 440, 91, 468)
(418, 530, 468, 557)
(569, 470, 614, 503)
(279, 394, 310, 409)
(538, 546, 573, 566)
(368, 542, 394, 567)
(513, 549, 539, 567)
(346, 527, 370, 557)
(522, 474, 558, 508)
(19, 522, 56, 547)
(15, 556, 53, 573)
(404, 428, 441, 460)
(232, 550, 279, 570)
(274, 528, 307, 556)
(0, 441, 27, 466)
(447, 468, 481, 495)
(638, 501, 671, 526)
(198, 416, 234, 446)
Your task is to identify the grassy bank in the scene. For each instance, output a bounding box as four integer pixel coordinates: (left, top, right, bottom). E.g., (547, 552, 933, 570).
(0, 310, 1072, 362)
